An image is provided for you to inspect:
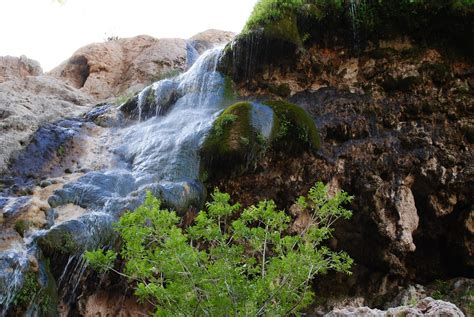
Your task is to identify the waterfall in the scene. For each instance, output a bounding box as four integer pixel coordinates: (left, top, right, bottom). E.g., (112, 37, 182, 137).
(115, 47, 225, 184)
(348, 0, 364, 51)
(0, 46, 228, 315)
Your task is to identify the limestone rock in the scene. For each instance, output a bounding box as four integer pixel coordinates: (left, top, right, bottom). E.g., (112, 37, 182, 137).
(0, 75, 93, 173)
(374, 183, 419, 253)
(49, 36, 187, 101)
(0, 55, 42, 83)
(326, 297, 465, 317)
(189, 29, 235, 54)
(49, 30, 235, 101)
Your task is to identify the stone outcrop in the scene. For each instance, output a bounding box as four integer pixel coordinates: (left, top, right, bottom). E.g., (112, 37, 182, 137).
(0, 55, 42, 83)
(189, 29, 235, 54)
(0, 73, 94, 174)
(213, 19, 473, 307)
(326, 297, 465, 317)
(50, 30, 235, 100)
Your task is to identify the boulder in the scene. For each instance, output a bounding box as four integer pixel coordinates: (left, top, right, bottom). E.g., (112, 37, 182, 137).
(200, 100, 320, 180)
(326, 297, 465, 317)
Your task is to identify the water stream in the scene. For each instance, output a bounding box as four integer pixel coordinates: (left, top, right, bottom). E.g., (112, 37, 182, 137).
(0, 46, 228, 315)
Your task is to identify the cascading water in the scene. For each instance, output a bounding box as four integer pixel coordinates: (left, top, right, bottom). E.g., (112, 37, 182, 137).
(0, 46, 228, 315)
(349, 0, 361, 51)
(116, 47, 225, 184)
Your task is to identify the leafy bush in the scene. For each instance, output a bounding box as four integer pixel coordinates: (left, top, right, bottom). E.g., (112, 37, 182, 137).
(85, 182, 353, 316)
(244, 0, 306, 32)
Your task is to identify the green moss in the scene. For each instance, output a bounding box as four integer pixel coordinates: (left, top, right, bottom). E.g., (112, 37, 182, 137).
(265, 100, 320, 151)
(201, 102, 254, 160)
(223, 76, 238, 103)
(151, 68, 181, 82)
(432, 279, 451, 300)
(243, 0, 474, 56)
(39, 260, 59, 316)
(200, 102, 267, 180)
(57, 145, 65, 157)
(14, 220, 30, 237)
(200, 100, 320, 180)
(37, 229, 80, 255)
(12, 261, 59, 316)
(243, 0, 306, 33)
(115, 92, 135, 106)
(263, 13, 302, 45)
(13, 272, 40, 308)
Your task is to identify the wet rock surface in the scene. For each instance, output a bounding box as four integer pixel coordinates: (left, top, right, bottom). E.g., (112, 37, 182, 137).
(10, 119, 84, 179)
(1, 20, 472, 315)
(1, 46, 224, 315)
(0, 74, 94, 174)
(212, 33, 474, 310)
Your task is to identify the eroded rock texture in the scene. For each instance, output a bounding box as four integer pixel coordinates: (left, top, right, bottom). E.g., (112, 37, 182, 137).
(50, 30, 235, 100)
(214, 32, 473, 309)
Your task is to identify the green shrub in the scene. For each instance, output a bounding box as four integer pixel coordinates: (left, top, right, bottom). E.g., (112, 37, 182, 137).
(86, 182, 353, 316)
(243, 0, 473, 55)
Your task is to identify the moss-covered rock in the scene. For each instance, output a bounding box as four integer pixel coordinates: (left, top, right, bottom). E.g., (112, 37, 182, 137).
(262, 12, 301, 46)
(37, 227, 81, 256)
(200, 100, 319, 179)
(9, 262, 60, 316)
(14, 219, 30, 238)
(219, 29, 299, 82)
(200, 102, 261, 178)
(12, 272, 40, 312)
(266, 100, 320, 151)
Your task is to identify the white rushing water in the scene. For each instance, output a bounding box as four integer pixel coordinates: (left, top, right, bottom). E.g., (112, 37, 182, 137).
(115, 47, 226, 185)
(0, 46, 228, 315)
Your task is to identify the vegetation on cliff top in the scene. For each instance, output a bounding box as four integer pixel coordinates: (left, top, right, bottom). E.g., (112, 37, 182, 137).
(243, 0, 474, 54)
(86, 183, 353, 316)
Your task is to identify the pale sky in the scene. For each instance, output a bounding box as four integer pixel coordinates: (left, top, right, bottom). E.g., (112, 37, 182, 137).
(1, 0, 258, 71)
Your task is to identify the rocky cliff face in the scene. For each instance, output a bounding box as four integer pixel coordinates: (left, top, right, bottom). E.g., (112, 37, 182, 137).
(212, 14, 473, 312)
(0, 57, 94, 175)
(0, 7, 472, 315)
(49, 29, 234, 100)
(0, 56, 42, 83)
(0, 30, 235, 175)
